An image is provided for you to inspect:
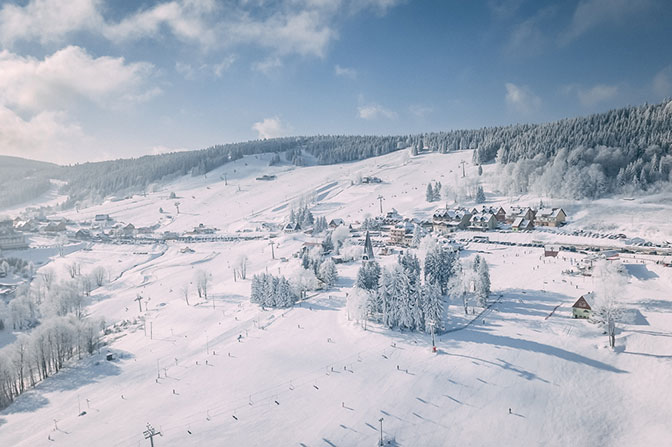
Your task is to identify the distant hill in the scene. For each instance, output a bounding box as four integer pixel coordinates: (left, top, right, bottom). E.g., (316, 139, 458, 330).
(0, 156, 57, 210)
(3, 100, 671, 211)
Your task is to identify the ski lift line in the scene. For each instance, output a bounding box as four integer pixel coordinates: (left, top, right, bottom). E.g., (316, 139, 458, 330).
(117, 322, 457, 445)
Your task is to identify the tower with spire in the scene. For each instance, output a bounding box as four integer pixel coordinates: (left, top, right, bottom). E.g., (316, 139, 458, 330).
(362, 231, 374, 262)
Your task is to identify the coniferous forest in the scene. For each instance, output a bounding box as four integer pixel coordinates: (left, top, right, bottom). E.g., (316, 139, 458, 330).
(2, 101, 671, 210)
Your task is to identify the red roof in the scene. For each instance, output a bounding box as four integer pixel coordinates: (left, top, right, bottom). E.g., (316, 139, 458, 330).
(572, 296, 591, 310)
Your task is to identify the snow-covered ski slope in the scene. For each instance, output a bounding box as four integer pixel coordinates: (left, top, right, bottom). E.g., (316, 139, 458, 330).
(1, 150, 672, 446)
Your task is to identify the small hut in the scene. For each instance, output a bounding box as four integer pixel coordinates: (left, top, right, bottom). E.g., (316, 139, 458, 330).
(572, 295, 592, 319)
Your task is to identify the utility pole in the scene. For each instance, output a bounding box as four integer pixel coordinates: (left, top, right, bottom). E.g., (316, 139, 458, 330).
(135, 294, 143, 312)
(269, 240, 275, 260)
(144, 423, 161, 447)
(378, 417, 384, 446)
(377, 195, 384, 214)
(224, 173, 228, 185)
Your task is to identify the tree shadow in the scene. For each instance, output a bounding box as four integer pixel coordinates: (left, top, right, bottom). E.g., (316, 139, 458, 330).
(624, 264, 658, 280)
(452, 328, 627, 373)
(0, 350, 129, 415)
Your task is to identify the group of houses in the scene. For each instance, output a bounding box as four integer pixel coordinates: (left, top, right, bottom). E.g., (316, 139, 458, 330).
(432, 205, 567, 234)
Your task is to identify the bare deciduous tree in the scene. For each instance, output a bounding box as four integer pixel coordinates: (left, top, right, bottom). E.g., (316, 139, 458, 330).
(92, 267, 107, 287)
(236, 255, 248, 280)
(195, 270, 209, 300)
(181, 284, 190, 306)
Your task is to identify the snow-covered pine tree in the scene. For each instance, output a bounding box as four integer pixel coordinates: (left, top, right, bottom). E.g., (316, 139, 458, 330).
(475, 258, 491, 307)
(411, 224, 423, 248)
(318, 259, 338, 288)
(422, 281, 444, 332)
(395, 268, 414, 330)
(380, 267, 398, 328)
(426, 183, 434, 202)
(475, 186, 486, 204)
(356, 260, 381, 291)
(433, 181, 442, 201)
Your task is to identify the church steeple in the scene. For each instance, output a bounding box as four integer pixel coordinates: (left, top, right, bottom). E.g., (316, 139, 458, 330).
(363, 231, 374, 261)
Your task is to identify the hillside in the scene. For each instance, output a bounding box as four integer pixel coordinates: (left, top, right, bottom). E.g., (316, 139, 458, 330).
(2, 101, 670, 214)
(1, 150, 671, 446)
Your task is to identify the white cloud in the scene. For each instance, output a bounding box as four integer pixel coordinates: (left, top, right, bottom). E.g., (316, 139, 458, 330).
(0, 46, 157, 113)
(228, 10, 335, 58)
(653, 66, 672, 99)
(564, 83, 620, 107)
(334, 64, 357, 79)
(176, 55, 236, 79)
(252, 116, 289, 139)
(560, 0, 652, 45)
(252, 57, 283, 75)
(577, 84, 619, 106)
(213, 55, 236, 77)
(504, 82, 541, 113)
(358, 104, 397, 120)
(0, 105, 91, 163)
(504, 6, 555, 57)
(0, 0, 103, 46)
(409, 104, 433, 118)
(103, 1, 217, 47)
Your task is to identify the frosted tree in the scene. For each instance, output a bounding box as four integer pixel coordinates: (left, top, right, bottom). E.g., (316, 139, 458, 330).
(181, 284, 190, 306)
(356, 260, 381, 291)
(424, 245, 455, 295)
(318, 259, 338, 288)
(380, 267, 398, 328)
(422, 281, 444, 332)
(433, 181, 442, 201)
(411, 224, 423, 248)
(236, 255, 248, 280)
(92, 267, 107, 287)
(478, 165, 483, 176)
(425, 183, 434, 203)
(475, 257, 491, 306)
(195, 270, 210, 299)
(347, 287, 369, 327)
(475, 185, 486, 204)
(591, 261, 626, 348)
(449, 260, 469, 315)
(331, 225, 350, 253)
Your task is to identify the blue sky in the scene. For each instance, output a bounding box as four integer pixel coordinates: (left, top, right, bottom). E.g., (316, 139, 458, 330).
(0, 0, 670, 164)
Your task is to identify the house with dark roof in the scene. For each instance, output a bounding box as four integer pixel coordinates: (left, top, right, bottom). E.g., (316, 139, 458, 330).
(469, 213, 498, 231)
(535, 208, 567, 227)
(572, 295, 592, 319)
(512, 217, 534, 231)
(432, 207, 472, 233)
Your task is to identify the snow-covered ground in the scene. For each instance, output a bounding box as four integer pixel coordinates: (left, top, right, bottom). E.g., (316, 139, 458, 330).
(1, 150, 671, 446)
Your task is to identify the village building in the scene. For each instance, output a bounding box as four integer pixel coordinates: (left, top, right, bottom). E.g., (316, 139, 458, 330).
(544, 245, 560, 257)
(382, 209, 403, 226)
(0, 233, 29, 250)
(512, 217, 534, 231)
(75, 229, 92, 240)
(362, 176, 382, 184)
(432, 207, 472, 233)
(192, 223, 216, 234)
(506, 207, 535, 224)
(328, 218, 344, 228)
(572, 295, 592, 319)
(283, 222, 302, 233)
(44, 221, 67, 233)
(469, 213, 498, 231)
(95, 214, 111, 222)
(535, 208, 567, 227)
